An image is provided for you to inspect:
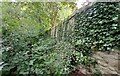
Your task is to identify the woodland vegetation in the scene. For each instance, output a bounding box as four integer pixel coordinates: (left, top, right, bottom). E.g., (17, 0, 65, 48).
(0, 1, 120, 76)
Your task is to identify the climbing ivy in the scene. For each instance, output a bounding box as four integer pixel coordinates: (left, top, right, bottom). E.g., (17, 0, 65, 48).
(74, 2, 120, 56)
(1, 2, 120, 75)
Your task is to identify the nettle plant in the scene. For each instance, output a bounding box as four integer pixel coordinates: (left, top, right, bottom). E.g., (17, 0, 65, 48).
(2, 31, 76, 75)
(30, 39, 74, 75)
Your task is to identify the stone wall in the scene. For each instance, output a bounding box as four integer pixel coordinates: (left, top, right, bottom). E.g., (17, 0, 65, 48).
(93, 50, 120, 74)
(75, 50, 120, 75)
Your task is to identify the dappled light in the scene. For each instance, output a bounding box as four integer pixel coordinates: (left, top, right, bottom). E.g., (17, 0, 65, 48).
(1, 1, 120, 76)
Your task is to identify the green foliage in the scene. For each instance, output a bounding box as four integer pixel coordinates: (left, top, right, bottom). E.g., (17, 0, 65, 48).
(70, 3, 120, 71)
(2, 2, 76, 35)
(93, 68, 102, 76)
(2, 2, 120, 75)
(74, 51, 96, 67)
(74, 2, 120, 56)
(1, 2, 77, 75)
(2, 32, 75, 75)
(30, 39, 74, 75)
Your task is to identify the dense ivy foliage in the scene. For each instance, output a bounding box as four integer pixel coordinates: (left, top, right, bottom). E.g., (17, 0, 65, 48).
(74, 2, 120, 56)
(52, 3, 120, 69)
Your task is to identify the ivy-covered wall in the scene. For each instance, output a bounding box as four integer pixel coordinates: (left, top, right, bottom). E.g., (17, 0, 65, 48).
(75, 2, 120, 53)
(50, 2, 120, 74)
(51, 2, 120, 52)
